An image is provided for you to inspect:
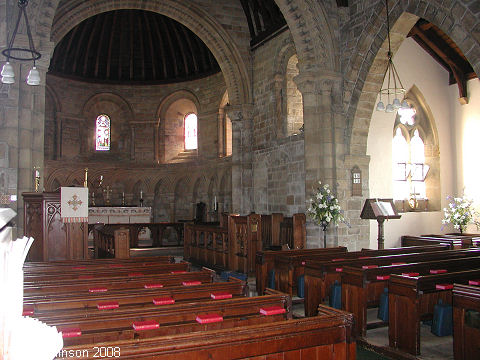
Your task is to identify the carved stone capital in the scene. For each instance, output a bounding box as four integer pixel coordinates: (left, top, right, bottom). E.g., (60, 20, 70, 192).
(225, 104, 254, 122)
(294, 69, 342, 94)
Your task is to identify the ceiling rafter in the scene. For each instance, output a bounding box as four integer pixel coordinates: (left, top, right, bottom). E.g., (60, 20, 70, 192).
(408, 19, 477, 104)
(49, 9, 220, 84)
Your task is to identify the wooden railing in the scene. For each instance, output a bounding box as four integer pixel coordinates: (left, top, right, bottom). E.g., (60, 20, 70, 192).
(184, 224, 229, 269)
(184, 213, 306, 274)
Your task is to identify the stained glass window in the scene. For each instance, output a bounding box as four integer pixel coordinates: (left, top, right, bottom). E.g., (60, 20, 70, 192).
(184, 113, 197, 150)
(96, 114, 110, 151)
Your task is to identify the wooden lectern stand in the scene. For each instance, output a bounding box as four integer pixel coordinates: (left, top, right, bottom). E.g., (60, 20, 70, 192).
(361, 198, 401, 249)
(23, 192, 88, 261)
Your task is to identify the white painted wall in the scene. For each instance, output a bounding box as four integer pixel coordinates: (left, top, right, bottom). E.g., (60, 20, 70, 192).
(366, 37, 480, 248)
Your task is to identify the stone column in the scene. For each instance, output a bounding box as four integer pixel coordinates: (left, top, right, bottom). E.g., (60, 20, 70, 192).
(130, 125, 135, 160)
(295, 69, 345, 248)
(226, 104, 254, 214)
(154, 123, 159, 163)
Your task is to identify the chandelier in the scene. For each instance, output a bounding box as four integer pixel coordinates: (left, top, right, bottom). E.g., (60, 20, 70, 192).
(1, 0, 41, 85)
(376, 0, 409, 114)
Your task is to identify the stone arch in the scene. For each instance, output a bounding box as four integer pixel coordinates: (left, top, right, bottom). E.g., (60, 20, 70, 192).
(347, 1, 480, 157)
(272, 37, 298, 138)
(274, 0, 338, 72)
(156, 90, 200, 163)
(49, 0, 250, 105)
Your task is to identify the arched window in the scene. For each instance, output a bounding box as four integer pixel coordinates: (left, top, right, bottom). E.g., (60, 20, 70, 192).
(392, 128, 409, 200)
(286, 55, 303, 136)
(184, 113, 198, 150)
(392, 127, 429, 202)
(95, 114, 110, 151)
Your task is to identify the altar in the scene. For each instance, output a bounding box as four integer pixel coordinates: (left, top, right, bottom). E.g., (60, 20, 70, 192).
(89, 206, 152, 224)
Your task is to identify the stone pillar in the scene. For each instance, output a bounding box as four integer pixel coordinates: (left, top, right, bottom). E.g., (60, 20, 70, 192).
(154, 123, 159, 163)
(295, 69, 345, 248)
(130, 126, 135, 160)
(55, 113, 62, 159)
(226, 104, 254, 214)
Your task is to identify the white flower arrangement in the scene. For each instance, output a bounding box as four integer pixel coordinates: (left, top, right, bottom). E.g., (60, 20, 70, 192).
(307, 181, 345, 228)
(441, 195, 479, 233)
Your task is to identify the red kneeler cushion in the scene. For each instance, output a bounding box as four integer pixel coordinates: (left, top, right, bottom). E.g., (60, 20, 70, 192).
(89, 287, 108, 293)
(153, 297, 175, 305)
(430, 269, 447, 274)
(97, 301, 119, 310)
(183, 281, 201, 286)
(402, 272, 419, 277)
(61, 328, 82, 338)
(22, 306, 34, 316)
(362, 265, 378, 269)
(196, 314, 223, 324)
(171, 270, 187, 274)
(469, 279, 480, 286)
(435, 283, 453, 290)
(144, 283, 164, 289)
(211, 292, 232, 300)
(133, 320, 159, 331)
(377, 275, 390, 280)
(260, 306, 286, 316)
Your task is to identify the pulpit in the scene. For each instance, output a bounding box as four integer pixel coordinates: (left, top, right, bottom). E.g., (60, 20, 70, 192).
(23, 192, 88, 261)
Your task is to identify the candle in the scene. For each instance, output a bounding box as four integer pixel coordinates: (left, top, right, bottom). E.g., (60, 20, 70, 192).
(100, 175, 103, 181)
(35, 170, 39, 178)
(214, 196, 217, 211)
(140, 190, 143, 199)
(122, 192, 125, 197)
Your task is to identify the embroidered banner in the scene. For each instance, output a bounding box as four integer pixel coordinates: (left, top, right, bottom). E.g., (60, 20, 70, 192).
(61, 187, 88, 223)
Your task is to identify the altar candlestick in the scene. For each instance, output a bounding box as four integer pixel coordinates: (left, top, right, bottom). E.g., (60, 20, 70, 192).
(84, 168, 88, 188)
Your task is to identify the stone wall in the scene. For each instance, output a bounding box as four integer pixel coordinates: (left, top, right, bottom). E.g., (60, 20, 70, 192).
(45, 72, 226, 164)
(251, 30, 306, 217)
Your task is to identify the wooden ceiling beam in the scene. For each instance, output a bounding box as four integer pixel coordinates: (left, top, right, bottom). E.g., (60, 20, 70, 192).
(409, 24, 473, 103)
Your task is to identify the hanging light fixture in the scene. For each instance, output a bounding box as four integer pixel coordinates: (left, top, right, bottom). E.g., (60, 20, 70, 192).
(1, 0, 41, 86)
(376, 0, 409, 114)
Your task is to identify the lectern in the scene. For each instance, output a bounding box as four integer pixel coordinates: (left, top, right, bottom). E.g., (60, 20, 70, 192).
(361, 198, 401, 249)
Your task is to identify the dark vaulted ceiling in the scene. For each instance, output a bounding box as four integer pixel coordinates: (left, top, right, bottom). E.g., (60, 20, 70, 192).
(48, 9, 221, 84)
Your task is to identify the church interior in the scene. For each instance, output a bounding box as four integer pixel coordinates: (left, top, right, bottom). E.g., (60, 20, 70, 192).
(1, 0, 480, 359)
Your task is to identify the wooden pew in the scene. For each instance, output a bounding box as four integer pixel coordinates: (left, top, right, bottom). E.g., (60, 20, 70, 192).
(341, 256, 480, 337)
(255, 246, 347, 295)
(24, 255, 174, 267)
(56, 305, 355, 360)
(453, 283, 480, 360)
(23, 268, 213, 296)
(23, 262, 191, 281)
(24, 276, 247, 313)
(274, 244, 450, 296)
(402, 234, 480, 249)
(304, 248, 480, 317)
(388, 269, 480, 355)
(49, 293, 292, 346)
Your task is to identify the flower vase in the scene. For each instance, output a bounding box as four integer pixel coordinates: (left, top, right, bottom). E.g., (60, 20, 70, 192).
(321, 221, 328, 248)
